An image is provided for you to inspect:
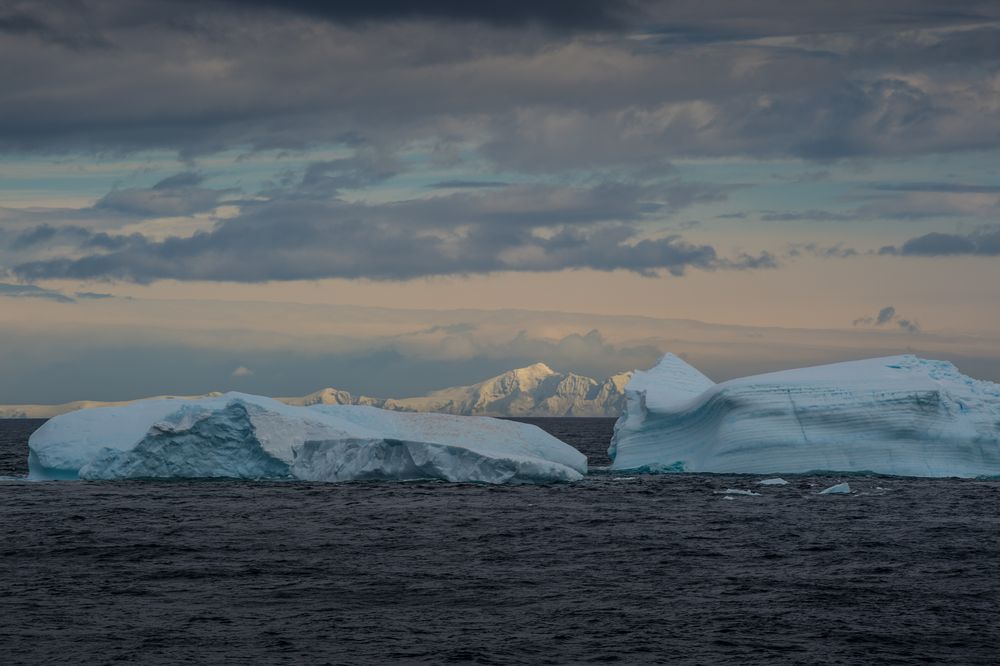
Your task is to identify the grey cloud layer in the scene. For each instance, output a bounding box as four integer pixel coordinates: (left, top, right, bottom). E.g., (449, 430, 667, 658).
(880, 227, 1000, 256)
(2, 1, 1000, 163)
(94, 172, 237, 217)
(0, 282, 75, 303)
(2, 1, 998, 286)
(199, 0, 639, 30)
(10, 180, 775, 282)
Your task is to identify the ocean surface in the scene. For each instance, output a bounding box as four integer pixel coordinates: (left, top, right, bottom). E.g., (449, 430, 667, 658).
(2, 417, 999, 665)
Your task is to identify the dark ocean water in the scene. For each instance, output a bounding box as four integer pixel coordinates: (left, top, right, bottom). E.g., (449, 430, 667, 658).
(2, 418, 1000, 665)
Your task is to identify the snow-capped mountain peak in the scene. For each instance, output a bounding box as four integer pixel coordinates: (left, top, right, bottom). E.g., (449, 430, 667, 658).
(0, 364, 631, 418)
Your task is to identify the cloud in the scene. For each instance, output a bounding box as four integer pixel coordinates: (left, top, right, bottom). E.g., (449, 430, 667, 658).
(9, 224, 93, 250)
(407, 323, 480, 336)
(2, 1, 1000, 165)
(0, 282, 74, 303)
(293, 151, 398, 196)
(856, 192, 1000, 220)
(853, 305, 920, 333)
(755, 185, 1000, 227)
(94, 172, 237, 217)
(428, 180, 510, 189)
(75, 291, 114, 299)
(9, 181, 776, 282)
(199, 0, 640, 31)
(761, 210, 859, 222)
(231, 365, 254, 377)
(0, 5, 109, 48)
(872, 182, 1000, 194)
(879, 227, 1000, 256)
(788, 242, 859, 258)
(875, 306, 896, 326)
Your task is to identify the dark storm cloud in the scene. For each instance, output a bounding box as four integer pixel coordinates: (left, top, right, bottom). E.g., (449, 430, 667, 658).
(879, 227, 1000, 256)
(0, 2, 109, 48)
(202, 0, 640, 30)
(2, 1, 1000, 162)
(0, 11, 50, 36)
(9, 182, 774, 283)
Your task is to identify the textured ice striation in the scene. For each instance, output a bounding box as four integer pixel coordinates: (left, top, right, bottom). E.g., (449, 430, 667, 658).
(610, 353, 1000, 478)
(28, 393, 587, 483)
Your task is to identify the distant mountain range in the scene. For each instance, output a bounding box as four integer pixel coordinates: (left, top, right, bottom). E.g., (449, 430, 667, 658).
(0, 363, 631, 419)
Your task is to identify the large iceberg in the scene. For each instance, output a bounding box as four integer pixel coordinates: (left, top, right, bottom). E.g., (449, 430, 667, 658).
(610, 354, 1000, 478)
(28, 393, 587, 483)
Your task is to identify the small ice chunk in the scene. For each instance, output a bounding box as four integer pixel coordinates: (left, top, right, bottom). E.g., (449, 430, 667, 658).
(715, 488, 761, 496)
(819, 482, 851, 494)
(757, 478, 789, 486)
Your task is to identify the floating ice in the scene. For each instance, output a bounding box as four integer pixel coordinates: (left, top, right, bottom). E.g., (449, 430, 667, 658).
(28, 393, 587, 484)
(610, 354, 1000, 478)
(757, 478, 790, 486)
(715, 488, 761, 496)
(820, 482, 851, 495)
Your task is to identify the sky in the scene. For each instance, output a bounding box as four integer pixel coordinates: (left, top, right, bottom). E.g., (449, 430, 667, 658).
(2, 0, 1000, 402)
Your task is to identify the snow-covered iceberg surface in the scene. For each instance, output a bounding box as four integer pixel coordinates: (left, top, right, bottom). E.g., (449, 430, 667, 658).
(28, 393, 587, 483)
(610, 354, 1000, 478)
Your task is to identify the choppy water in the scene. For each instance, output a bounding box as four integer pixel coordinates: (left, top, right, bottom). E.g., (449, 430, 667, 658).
(2, 418, 999, 665)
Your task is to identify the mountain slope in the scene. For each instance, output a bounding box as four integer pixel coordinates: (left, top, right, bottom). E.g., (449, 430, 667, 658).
(0, 364, 630, 418)
(383, 363, 630, 416)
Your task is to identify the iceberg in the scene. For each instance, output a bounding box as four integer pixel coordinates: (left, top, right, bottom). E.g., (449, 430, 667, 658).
(610, 354, 1000, 478)
(820, 482, 851, 495)
(757, 478, 789, 486)
(28, 393, 587, 484)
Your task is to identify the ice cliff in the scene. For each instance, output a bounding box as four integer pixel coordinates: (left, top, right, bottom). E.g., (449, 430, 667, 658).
(610, 354, 1000, 478)
(28, 394, 587, 483)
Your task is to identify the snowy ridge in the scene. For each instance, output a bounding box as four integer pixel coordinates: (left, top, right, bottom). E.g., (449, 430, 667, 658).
(28, 394, 587, 484)
(384, 363, 631, 417)
(0, 393, 225, 419)
(625, 353, 715, 412)
(1, 364, 630, 418)
(610, 354, 1000, 478)
(610, 353, 713, 461)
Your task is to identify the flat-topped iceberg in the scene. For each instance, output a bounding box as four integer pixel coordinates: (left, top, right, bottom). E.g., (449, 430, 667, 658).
(610, 354, 1000, 478)
(28, 393, 586, 483)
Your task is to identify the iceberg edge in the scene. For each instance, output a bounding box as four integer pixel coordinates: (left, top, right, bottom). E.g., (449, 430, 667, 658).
(610, 354, 1000, 478)
(29, 394, 586, 484)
